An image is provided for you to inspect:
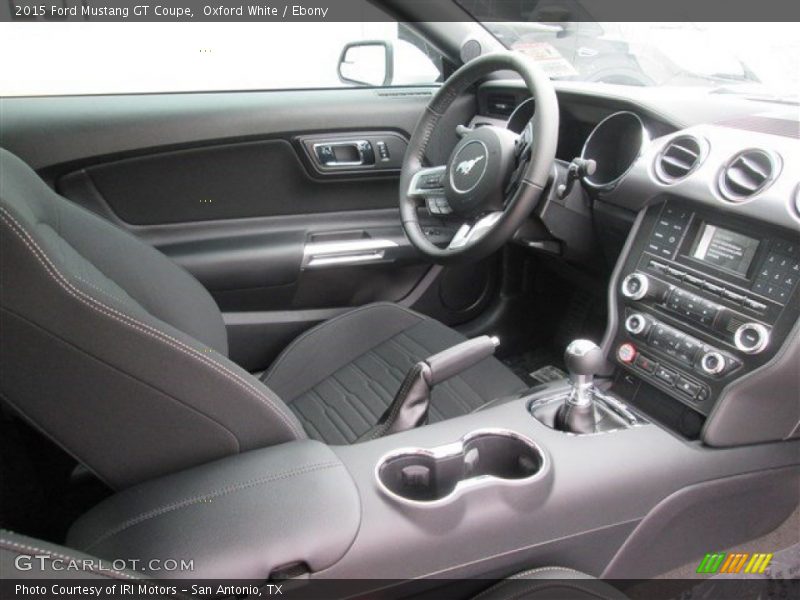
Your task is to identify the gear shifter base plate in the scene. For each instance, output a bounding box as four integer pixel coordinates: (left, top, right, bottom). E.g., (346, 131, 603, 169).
(529, 387, 647, 435)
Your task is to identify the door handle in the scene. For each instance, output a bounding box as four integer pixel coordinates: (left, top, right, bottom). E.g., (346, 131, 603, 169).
(313, 140, 375, 168)
(302, 238, 397, 269)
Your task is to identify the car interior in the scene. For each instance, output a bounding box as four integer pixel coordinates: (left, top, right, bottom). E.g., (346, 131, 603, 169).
(0, 3, 798, 598)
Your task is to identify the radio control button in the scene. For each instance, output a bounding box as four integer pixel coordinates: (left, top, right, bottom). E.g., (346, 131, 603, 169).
(734, 323, 770, 354)
(774, 240, 800, 257)
(617, 343, 637, 364)
(683, 274, 704, 287)
(721, 289, 746, 304)
(702, 281, 726, 295)
(764, 285, 789, 303)
(743, 297, 767, 312)
(666, 267, 686, 279)
(676, 338, 700, 364)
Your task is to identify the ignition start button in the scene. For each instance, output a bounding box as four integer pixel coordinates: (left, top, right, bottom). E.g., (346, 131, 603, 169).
(617, 343, 637, 364)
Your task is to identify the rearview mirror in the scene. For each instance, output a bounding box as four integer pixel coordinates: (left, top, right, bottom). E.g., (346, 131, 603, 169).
(338, 40, 394, 87)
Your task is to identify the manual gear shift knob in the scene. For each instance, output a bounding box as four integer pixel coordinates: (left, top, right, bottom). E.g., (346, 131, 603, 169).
(555, 339, 604, 434)
(564, 339, 605, 379)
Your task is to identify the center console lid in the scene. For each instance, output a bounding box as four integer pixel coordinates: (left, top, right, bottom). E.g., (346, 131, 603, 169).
(66, 440, 360, 580)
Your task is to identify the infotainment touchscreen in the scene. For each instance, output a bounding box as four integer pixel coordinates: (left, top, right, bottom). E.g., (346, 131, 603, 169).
(690, 223, 760, 277)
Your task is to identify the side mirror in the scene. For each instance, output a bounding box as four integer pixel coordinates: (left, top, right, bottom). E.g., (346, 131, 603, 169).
(338, 40, 394, 87)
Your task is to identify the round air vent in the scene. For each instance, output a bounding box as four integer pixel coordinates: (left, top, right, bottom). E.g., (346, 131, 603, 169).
(655, 135, 705, 183)
(719, 149, 780, 202)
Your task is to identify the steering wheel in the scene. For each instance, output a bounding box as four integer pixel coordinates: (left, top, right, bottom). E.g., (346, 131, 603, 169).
(399, 51, 559, 264)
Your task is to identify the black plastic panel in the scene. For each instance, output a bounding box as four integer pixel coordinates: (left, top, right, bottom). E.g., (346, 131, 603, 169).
(77, 139, 399, 225)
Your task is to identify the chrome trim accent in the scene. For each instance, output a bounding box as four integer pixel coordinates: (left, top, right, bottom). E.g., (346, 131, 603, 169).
(408, 165, 447, 198)
(529, 388, 648, 436)
(447, 211, 503, 250)
(449, 140, 489, 194)
(700, 351, 727, 375)
(624, 313, 646, 335)
(312, 140, 373, 167)
(734, 322, 770, 354)
(581, 110, 649, 190)
(621, 273, 649, 301)
(302, 239, 398, 270)
(374, 428, 547, 508)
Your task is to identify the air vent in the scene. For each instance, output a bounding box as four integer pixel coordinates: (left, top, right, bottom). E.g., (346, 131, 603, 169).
(719, 149, 779, 201)
(655, 136, 704, 183)
(485, 93, 517, 118)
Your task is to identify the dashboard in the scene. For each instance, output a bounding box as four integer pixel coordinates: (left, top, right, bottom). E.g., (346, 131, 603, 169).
(473, 80, 800, 445)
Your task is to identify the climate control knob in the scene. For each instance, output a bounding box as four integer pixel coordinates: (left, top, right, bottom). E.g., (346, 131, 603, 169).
(625, 313, 649, 336)
(734, 323, 770, 355)
(700, 351, 726, 375)
(621, 273, 650, 301)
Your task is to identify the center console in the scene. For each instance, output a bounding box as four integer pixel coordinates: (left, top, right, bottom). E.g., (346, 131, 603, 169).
(608, 200, 800, 424)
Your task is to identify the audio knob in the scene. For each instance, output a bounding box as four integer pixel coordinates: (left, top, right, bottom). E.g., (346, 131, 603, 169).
(621, 273, 649, 301)
(700, 351, 726, 375)
(734, 323, 770, 354)
(625, 313, 649, 336)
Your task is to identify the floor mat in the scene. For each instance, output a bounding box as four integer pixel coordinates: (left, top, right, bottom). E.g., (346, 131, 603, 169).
(502, 348, 565, 387)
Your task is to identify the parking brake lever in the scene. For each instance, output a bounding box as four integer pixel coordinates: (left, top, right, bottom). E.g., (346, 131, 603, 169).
(358, 336, 500, 441)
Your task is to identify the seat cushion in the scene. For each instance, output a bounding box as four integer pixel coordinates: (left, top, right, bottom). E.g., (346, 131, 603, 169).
(262, 302, 526, 444)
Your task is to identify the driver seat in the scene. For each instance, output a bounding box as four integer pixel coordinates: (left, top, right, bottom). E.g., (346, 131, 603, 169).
(0, 148, 525, 489)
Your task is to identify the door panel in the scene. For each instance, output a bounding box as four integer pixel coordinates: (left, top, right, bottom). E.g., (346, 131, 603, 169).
(63, 139, 403, 225)
(1, 88, 499, 371)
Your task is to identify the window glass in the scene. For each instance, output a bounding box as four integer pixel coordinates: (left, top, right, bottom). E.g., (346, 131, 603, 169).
(0, 22, 442, 96)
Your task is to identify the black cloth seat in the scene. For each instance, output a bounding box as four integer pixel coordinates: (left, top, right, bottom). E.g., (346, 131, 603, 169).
(0, 147, 525, 488)
(262, 302, 525, 444)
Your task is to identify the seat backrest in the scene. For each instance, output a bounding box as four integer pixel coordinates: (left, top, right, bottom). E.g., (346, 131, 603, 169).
(0, 529, 148, 583)
(0, 148, 304, 488)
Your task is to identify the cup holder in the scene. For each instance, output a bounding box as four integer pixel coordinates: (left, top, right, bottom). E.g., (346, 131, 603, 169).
(376, 429, 546, 505)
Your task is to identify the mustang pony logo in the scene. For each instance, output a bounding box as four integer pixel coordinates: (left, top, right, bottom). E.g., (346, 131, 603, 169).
(456, 155, 485, 176)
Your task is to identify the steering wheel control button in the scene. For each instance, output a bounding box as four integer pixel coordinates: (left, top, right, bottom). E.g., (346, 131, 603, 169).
(427, 197, 452, 215)
(420, 173, 444, 190)
(625, 313, 649, 336)
(617, 343, 637, 364)
(700, 351, 726, 376)
(621, 273, 649, 301)
(734, 323, 770, 354)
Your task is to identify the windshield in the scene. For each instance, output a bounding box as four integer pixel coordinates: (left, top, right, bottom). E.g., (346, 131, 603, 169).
(457, 4, 798, 102)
